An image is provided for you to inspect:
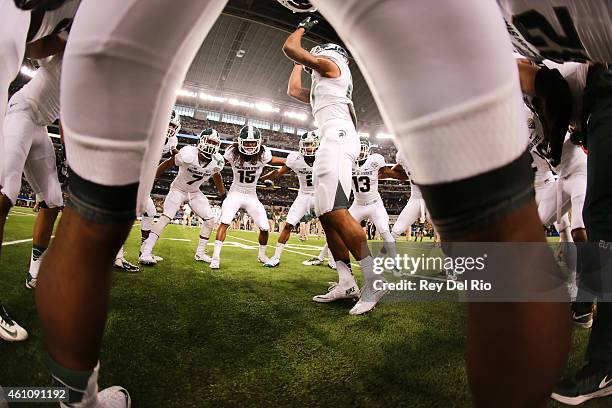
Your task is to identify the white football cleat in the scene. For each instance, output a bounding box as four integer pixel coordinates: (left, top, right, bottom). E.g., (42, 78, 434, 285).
(153, 255, 164, 262)
(0, 303, 28, 342)
(302, 257, 323, 266)
(257, 255, 270, 264)
(327, 259, 337, 270)
(25, 273, 37, 289)
(210, 258, 220, 269)
(264, 257, 280, 268)
(312, 282, 360, 303)
(114, 259, 140, 273)
(138, 254, 157, 265)
(195, 253, 212, 263)
(97, 386, 131, 408)
(349, 280, 389, 315)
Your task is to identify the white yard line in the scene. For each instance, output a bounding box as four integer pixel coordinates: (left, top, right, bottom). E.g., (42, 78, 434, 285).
(2, 235, 56, 247)
(160, 238, 191, 242)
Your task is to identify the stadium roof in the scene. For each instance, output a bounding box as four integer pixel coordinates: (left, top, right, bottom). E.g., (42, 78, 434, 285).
(183, 0, 383, 126)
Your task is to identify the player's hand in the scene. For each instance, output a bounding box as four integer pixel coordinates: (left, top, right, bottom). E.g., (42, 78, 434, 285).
(263, 180, 274, 188)
(298, 17, 318, 33)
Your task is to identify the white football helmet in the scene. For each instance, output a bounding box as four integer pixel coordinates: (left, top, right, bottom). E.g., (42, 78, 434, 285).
(310, 43, 350, 65)
(276, 0, 316, 13)
(238, 125, 262, 155)
(358, 135, 370, 161)
(198, 128, 221, 159)
(299, 130, 320, 157)
(167, 110, 181, 140)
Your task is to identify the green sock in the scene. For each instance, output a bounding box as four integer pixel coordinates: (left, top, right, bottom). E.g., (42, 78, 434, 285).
(48, 356, 93, 404)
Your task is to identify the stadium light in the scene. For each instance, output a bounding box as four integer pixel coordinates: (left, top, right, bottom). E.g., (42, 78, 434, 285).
(376, 132, 394, 139)
(229, 98, 254, 108)
(255, 102, 280, 113)
(199, 92, 227, 103)
(20, 66, 36, 78)
(176, 89, 197, 98)
(283, 111, 307, 121)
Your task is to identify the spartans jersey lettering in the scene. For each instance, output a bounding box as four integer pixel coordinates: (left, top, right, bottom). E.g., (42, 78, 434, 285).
(171, 146, 223, 193)
(16, 55, 62, 126)
(285, 151, 314, 195)
(352, 153, 386, 205)
(499, 0, 612, 63)
(225, 145, 272, 194)
(526, 107, 555, 184)
(395, 151, 422, 199)
(310, 52, 355, 125)
(30, 0, 80, 42)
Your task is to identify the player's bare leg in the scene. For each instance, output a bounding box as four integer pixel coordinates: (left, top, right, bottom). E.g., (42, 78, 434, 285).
(257, 228, 270, 263)
(26, 205, 60, 289)
(0, 195, 11, 259)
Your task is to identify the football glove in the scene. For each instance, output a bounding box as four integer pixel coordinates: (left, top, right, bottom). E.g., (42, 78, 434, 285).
(298, 17, 318, 33)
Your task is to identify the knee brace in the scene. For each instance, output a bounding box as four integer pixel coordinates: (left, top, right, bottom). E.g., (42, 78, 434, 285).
(66, 168, 138, 224)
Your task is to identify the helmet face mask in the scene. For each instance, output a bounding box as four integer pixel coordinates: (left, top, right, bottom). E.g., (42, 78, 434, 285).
(358, 137, 370, 161)
(276, 0, 316, 13)
(299, 130, 320, 156)
(238, 125, 262, 156)
(198, 128, 220, 159)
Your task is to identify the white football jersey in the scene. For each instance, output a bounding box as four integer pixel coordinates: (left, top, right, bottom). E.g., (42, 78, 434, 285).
(162, 135, 178, 157)
(395, 151, 422, 199)
(171, 146, 224, 193)
(16, 55, 62, 126)
(499, 0, 612, 63)
(310, 52, 355, 125)
(555, 134, 587, 177)
(30, 0, 81, 42)
(225, 145, 272, 194)
(352, 153, 386, 204)
(526, 107, 555, 184)
(286, 151, 315, 195)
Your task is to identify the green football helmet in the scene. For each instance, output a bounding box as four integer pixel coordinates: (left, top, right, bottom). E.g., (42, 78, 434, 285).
(238, 125, 262, 155)
(299, 130, 320, 156)
(167, 109, 181, 140)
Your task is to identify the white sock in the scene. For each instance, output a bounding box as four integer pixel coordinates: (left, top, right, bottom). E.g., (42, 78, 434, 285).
(197, 236, 209, 254)
(142, 233, 159, 256)
(259, 244, 267, 259)
(359, 256, 378, 286)
(213, 240, 223, 260)
(274, 243, 285, 259)
(29, 245, 46, 279)
(336, 260, 355, 287)
(318, 244, 328, 261)
(381, 231, 398, 260)
(115, 246, 124, 261)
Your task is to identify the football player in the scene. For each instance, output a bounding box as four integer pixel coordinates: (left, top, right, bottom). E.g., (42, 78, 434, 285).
(209, 125, 285, 269)
(259, 130, 319, 267)
(139, 129, 225, 265)
(140, 110, 181, 260)
(0, 0, 81, 344)
(284, 22, 386, 315)
(390, 151, 428, 242)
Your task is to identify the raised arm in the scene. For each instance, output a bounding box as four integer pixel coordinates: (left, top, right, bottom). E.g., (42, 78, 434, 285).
(155, 157, 176, 178)
(287, 64, 310, 104)
(282, 18, 340, 78)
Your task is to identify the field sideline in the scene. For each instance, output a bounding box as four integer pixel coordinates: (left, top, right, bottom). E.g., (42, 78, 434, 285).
(0, 209, 601, 407)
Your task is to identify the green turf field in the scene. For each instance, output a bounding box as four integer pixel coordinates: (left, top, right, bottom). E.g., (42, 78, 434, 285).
(0, 208, 604, 407)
